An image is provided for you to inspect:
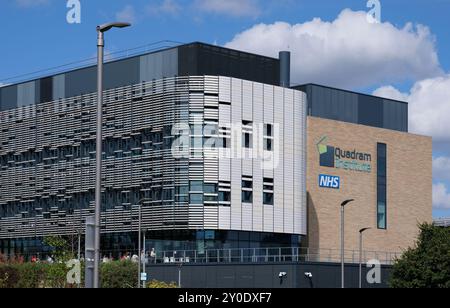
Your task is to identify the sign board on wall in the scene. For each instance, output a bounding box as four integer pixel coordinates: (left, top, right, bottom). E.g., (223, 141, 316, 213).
(319, 174, 340, 189)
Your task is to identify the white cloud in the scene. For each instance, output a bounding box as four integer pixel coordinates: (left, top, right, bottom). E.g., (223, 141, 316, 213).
(433, 156, 450, 182)
(195, 0, 261, 18)
(374, 75, 450, 141)
(433, 183, 450, 209)
(147, 0, 182, 17)
(225, 9, 442, 89)
(116, 5, 136, 24)
(15, 0, 49, 8)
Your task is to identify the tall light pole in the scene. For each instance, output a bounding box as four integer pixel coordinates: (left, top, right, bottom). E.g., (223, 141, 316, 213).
(136, 198, 150, 288)
(340, 199, 354, 289)
(94, 21, 131, 289)
(359, 227, 371, 288)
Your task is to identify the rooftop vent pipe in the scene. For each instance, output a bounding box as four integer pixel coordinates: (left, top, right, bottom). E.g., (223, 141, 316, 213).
(279, 51, 291, 88)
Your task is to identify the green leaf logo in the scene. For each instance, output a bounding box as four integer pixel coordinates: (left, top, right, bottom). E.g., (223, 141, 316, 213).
(317, 136, 328, 155)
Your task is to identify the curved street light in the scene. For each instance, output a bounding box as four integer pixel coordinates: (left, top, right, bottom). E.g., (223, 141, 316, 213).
(136, 198, 151, 288)
(340, 199, 355, 289)
(359, 227, 371, 288)
(93, 21, 131, 289)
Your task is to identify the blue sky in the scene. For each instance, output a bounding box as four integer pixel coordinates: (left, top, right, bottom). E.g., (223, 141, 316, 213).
(1, 0, 450, 218)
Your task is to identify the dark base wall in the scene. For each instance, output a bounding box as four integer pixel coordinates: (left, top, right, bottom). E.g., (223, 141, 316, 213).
(146, 262, 392, 288)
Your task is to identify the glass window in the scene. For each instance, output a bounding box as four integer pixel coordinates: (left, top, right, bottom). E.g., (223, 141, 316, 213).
(264, 139, 273, 151)
(219, 191, 231, 203)
(377, 143, 387, 229)
(190, 181, 203, 192)
(162, 189, 174, 201)
(264, 124, 273, 137)
(377, 202, 386, 229)
(204, 183, 218, 194)
(176, 186, 189, 195)
(190, 194, 203, 205)
(175, 195, 189, 203)
(242, 191, 253, 203)
(220, 138, 230, 149)
(205, 230, 215, 240)
(263, 192, 274, 206)
(204, 195, 218, 202)
(242, 180, 253, 189)
(243, 133, 252, 149)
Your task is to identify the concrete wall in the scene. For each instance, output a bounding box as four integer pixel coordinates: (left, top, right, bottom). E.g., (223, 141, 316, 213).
(307, 116, 432, 254)
(146, 262, 392, 288)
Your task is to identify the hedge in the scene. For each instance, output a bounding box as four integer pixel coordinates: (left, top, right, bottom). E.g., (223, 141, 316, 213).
(0, 260, 174, 288)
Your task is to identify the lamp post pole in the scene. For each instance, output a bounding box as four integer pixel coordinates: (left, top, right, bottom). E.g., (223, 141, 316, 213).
(359, 228, 371, 288)
(137, 198, 150, 288)
(340, 199, 354, 289)
(94, 22, 131, 289)
(143, 231, 147, 288)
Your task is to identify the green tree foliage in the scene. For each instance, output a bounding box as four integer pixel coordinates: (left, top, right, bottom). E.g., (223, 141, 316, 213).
(43, 236, 72, 261)
(390, 223, 450, 288)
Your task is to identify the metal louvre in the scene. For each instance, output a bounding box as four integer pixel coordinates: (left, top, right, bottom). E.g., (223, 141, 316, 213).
(0, 76, 307, 241)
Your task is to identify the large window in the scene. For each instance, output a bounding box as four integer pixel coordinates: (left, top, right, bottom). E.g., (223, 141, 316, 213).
(190, 194, 203, 205)
(190, 181, 203, 192)
(377, 143, 387, 229)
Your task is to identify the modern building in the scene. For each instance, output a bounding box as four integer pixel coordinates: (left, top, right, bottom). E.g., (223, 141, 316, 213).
(0, 42, 432, 260)
(434, 218, 450, 227)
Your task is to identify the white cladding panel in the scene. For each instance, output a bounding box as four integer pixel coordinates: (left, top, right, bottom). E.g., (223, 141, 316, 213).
(252, 83, 264, 232)
(230, 78, 243, 231)
(215, 77, 307, 236)
(273, 87, 285, 234)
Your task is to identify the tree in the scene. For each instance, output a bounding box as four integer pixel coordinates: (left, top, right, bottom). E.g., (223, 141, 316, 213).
(390, 223, 450, 288)
(43, 236, 71, 261)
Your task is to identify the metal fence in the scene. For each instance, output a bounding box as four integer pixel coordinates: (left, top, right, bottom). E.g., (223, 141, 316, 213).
(135, 247, 400, 266)
(0, 247, 401, 265)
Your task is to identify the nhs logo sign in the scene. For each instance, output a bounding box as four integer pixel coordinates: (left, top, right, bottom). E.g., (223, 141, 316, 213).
(319, 174, 340, 189)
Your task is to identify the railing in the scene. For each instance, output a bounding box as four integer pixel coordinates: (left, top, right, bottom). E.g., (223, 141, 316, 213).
(0, 247, 401, 265)
(143, 247, 400, 266)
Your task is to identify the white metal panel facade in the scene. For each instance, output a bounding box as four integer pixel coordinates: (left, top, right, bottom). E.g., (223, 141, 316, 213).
(218, 77, 307, 236)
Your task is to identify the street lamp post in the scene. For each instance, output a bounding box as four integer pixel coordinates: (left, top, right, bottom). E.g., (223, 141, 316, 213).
(340, 199, 354, 289)
(142, 230, 147, 288)
(136, 198, 150, 288)
(359, 227, 371, 288)
(94, 21, 131, 289)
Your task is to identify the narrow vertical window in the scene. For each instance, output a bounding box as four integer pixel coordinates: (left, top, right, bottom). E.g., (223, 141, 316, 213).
(242, 121, 253, 149)
(264, 124, 274, 151)
(377, 143, 387, 229)
(242, 176, 253, 203)
(263, 177, 274, 205)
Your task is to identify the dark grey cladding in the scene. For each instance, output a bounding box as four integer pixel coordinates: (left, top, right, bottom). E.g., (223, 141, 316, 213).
(0, 42, 280, 112)
(295, 84, 408, 132)
(279, 51, 291, 87)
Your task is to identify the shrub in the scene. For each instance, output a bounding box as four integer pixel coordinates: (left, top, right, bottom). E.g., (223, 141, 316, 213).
(100, 261, 138, 289)
(0, 265, 19, 288)
(147, 280, 179, 289)
(13, 263, 48, 288)
(0, 260, 175, 288)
